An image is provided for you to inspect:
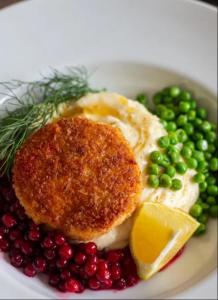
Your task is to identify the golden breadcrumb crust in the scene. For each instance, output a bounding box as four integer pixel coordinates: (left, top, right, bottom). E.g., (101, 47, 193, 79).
(13, 117, 141, 240)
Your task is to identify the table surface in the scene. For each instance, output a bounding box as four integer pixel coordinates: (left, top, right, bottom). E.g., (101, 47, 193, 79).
(0, 0, 217, 9)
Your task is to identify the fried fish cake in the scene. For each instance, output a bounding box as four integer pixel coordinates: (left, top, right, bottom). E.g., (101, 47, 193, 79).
(13, 117, 141, 240)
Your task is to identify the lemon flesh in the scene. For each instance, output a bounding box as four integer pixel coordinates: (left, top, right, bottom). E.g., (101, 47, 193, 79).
(130, 202, 199, 280)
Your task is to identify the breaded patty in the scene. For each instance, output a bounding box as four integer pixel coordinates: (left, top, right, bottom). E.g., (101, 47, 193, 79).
(13, 117, 141, 240)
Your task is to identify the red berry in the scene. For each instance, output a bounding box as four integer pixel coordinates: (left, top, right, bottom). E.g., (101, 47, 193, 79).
(101, 278, 113, 289)
(9, 229, 22, 241)
(115, 278, 127, 290)
(14, 238, 23, 249)
(107, 249, 124, 263)
(28, 229, 40, 241)
(110, 264, 121, 280)
(0, 239, 10, 252)
(21, 240, 33, 255)
(49, 273, 60, 286)
(60, 269, 71, 280)
(88, 278, 101, 290)
(56, 257, 68, 268)
(2, 214, 17, 228)
(41, 236, 54, 249)
(44, 249, 56, 260)
(84, 242, 97, 255)
(59, 243, 73, 260)
(96, 261, 110, 283)
(85, 262, 97, 277)
(34, 257, 47, 272)
(10, 250, 23, 267)
(126, 275, 139, 287)
(87, 255, 98, 265)
(75, 252, 87, 265)
(23, 263, 37, 277)
(70, 263, 80, 274)
(54, 233, 65, 246)
(0, 226, 8, 240)
(65, 278, 80, 293)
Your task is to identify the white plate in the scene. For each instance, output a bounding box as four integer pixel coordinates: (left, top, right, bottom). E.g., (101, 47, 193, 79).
(0, 0, 217, 299)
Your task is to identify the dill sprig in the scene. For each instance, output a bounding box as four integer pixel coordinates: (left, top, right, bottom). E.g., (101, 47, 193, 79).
(0, 67, 94, 177)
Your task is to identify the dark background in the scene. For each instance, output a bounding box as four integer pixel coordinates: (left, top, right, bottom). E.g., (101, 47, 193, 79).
(0, 0, 217, 9)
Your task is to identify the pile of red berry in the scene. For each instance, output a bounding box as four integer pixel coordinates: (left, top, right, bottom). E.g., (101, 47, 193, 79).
(0, 177, 139, 293)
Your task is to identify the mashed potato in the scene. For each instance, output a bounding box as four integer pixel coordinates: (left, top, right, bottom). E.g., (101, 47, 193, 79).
(59, 92, 199, 249)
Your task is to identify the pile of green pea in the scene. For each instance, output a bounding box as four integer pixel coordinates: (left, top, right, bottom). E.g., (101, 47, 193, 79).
(136, 86, 218, 235)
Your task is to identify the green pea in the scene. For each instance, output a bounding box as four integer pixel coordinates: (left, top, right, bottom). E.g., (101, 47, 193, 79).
(189, 100, 197, 110)
(156, 104, 166, 116)
(177, 114, 188, 126)
(148, 175, 159, 188)
(181, 146, 192, 158)
(207, 176, 217, 186)
(158, 136, 170, 148)
(166, 121, 177, 132)
(166, 166, 176, 177)
(187, 110, 196, 121)
(183, 123, 194, 135)
(169, 86, 181, 98)
(196, 139, 208, 151)
(209, 205, 218, 218)
(161, 109, 175, 121)
(194, 224, 206, 236)
(193, 133, 204, 141)
(193, 118, 203, 127)
(186, 158, 198, 169)
(159, 154, 170, 167)
(175, 162, 187, 174)
(193, 173, 205, 183)
(148, 164, 160, 175)
(193, 150, 205, 162)
(205, 131, 217, 143)
(150, 151, 163, 164)
(207, 185, 218, 196)
(160, 119, 168, 128)
(197, 108, 207, 119)
(207, 144, 216, 154)
(199, 182, 207, 192)
(209, 158, 218, 171)
(159, 174, 172, 188)
(169, 132, 178, 145)
(153, 92, 163, 105)
(204, 152, 212, 161)
(207, 196, 216, 205)
(190, 204, 203, 217)
(201, 121, 212, 132)
(179, 90, 191, 101)
(136, 93, 148, 106)
(179, 101, 191, 113)
(196, 161, 208, 173)
(184, 141, 195, 150)
(171, 178, 182, 190)
(176, 129, 188, 143)
(198, 214, 209, 224)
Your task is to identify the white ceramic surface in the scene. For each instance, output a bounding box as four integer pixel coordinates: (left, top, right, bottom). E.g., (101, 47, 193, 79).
(0, 0, 217, 299)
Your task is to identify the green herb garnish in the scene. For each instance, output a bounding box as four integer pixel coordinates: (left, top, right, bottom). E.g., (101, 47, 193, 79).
(0, 67, 94, 176)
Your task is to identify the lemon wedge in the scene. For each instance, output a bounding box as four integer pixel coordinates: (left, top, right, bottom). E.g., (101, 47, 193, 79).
(130, 202, 199, 280)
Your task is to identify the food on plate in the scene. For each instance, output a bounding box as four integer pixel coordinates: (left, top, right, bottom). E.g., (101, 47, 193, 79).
(0, 68, 217, 293)
(58, 92, 199, 249)
(13, 117, 141, 240)
(130, 202, 199, 279)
